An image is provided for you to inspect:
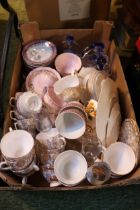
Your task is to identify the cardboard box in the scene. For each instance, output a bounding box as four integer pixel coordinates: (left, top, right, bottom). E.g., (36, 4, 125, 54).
(24, 0, 111, 29)
(1, 21, 140, 190)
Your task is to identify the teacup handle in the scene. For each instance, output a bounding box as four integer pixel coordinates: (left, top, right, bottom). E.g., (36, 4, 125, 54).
(9, 97, 16, 107)
(14, 122, 19, 130)
(59, 137, 66, 149)
(10, 111, 17, 121)
(100, 146, 107, 161)
(0, 161, 12, 170)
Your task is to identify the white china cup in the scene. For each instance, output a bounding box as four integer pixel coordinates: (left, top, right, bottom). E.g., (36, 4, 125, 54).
(16, 91, 42, 117)
(0, 129, 39, 172)
(102, 142, 136, 176)
(55, 109, 86, 139)
(54, 150, 88, 186)
(53, 75, 81, 102)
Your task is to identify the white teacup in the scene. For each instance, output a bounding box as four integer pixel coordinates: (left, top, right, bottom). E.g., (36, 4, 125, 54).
(54, 75, 81, 102)
(0, 129, 39, 172)
(55, 108, 86, 139)
(12, 91, 42, 117)
(102, 142, 136, 176)
(54, 150, 88, 186)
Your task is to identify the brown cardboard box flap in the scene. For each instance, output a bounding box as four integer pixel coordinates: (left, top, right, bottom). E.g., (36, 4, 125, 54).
(24, 0, 111, 29)
(20, 20, 113, 49)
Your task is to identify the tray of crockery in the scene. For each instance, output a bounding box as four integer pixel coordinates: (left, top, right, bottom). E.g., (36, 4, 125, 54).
(1, 21, 140, 190)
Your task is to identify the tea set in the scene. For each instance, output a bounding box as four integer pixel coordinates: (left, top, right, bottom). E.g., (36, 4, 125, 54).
(0, 36, 139, 187)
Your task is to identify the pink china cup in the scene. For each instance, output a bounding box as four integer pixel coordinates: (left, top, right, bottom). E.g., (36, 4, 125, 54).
(55, 52, 82, 76)
(43, 87, 65, 114)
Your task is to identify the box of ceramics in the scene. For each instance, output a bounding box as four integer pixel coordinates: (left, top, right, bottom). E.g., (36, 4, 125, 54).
(0, 21, 140, 190)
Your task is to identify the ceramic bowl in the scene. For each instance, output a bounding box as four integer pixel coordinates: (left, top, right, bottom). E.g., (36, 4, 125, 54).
(55, 108, 86, 139)
(103, 142, 136, 176)
(54, 150, 88, 186)
(55, 53, 82, 76)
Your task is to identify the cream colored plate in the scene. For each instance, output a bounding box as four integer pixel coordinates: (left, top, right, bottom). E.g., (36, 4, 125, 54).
(96, 78, 118, 145)
(106, 102, 121, 147)
(94, 73, 106, 100)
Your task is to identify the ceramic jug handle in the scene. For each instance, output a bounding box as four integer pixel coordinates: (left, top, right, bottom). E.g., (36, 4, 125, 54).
(10, 111, 17, 121)
(9, 97, 16, 107)
(0, 161, 12, 170)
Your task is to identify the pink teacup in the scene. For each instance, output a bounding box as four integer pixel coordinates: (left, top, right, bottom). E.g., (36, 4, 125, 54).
(55, 52, 82, 76)
(43, 87, 65, 114)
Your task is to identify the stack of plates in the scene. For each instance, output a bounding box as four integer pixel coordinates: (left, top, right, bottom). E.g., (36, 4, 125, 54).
(22, 40, 57, 69)
(96, 78, 122, 147)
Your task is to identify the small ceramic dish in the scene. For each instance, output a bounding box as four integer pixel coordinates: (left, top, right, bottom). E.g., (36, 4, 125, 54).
(54, 150, 87, 186)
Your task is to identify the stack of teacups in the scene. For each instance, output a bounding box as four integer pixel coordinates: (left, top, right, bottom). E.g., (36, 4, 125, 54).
(36, 128, 66, 187)
(0, 128, 39, 185)
(9, 91, 43, 136)
(55, 101, 87, 139)
(22, 40, 57, 69)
